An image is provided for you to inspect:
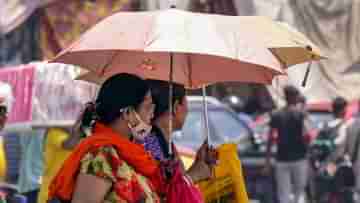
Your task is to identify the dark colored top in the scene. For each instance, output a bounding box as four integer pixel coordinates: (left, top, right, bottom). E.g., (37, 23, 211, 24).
(138, 126, 172, 162)
(139, 126, 179, 180)
(270, 107, 308, 162)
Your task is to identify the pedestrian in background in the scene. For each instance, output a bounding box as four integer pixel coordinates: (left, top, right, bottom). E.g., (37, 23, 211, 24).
(265, 85, 310, 203)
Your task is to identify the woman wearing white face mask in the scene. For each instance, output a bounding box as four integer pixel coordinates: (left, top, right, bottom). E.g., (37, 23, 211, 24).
(48, 73, 165, 203)
(127, 106, 154, 141)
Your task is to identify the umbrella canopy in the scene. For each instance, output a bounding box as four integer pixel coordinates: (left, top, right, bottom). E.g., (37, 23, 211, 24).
(243, 20, 324, 66)
(49, 9, 325, 157)
(52, 9, 325, 87)
(50, 9, 325, 88)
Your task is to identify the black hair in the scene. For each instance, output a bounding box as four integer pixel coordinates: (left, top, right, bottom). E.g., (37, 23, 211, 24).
(284, 85, 300, 105)
(332, 97, 348, 116)
(147, 80, 186, 120)
(81, 73, 149, 130)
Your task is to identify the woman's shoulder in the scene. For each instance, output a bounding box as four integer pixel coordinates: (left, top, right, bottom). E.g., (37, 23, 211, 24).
(83, 145, 120, 159)
(80, 145, 126, 182)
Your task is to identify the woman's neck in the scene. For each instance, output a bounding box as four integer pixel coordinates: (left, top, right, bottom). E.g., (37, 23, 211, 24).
(109, 122, 131, 140)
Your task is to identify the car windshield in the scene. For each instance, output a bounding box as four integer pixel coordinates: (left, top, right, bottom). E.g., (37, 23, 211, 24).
(173, 107, 252, 152)
(173, 110, 205, 150)
(210, 110, 250, 143)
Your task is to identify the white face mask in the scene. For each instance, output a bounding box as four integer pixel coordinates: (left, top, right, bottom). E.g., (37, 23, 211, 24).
(128, 111, 152, 141)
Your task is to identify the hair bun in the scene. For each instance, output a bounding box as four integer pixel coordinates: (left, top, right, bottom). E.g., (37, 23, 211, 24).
(81, 102, 98, 129)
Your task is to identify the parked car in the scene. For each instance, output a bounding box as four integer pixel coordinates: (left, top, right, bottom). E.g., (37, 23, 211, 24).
(175, 98, 359, 203)
(174, 96, 276, 202)
(174, 96, 253, 153)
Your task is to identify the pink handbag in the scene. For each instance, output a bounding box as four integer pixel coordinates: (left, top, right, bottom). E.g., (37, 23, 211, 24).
(166, 165, 204, 203)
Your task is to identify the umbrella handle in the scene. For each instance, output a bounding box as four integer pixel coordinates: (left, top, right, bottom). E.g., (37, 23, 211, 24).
(169, 53, 174, 155)
(202, 86, 211, 145)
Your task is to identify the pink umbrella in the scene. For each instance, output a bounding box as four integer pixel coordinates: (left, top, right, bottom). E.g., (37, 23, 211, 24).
(50, 8, 323, 151)
(51, 9, 293, 88)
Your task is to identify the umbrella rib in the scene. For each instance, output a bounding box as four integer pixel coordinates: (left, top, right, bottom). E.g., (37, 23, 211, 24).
(143, 14, 159, 47)
(144, 33, 161, 47)
(186, 53, 193, 88)
(100, 51, 120, 76)
(269, 49, 287, 68)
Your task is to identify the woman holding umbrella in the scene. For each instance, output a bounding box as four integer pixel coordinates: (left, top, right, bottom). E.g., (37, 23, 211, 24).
(48, 73, 164, 203)
(145, 79, 214, 180)
(47, 7, 324, 203)
(139, 80, 216, 202)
